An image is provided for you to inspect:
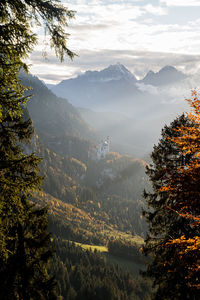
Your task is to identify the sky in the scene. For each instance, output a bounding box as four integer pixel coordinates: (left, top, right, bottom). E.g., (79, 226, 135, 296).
(28, 0, 200, 84)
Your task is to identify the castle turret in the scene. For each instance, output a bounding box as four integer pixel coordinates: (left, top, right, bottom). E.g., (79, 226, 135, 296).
(97, 137, 110, 160)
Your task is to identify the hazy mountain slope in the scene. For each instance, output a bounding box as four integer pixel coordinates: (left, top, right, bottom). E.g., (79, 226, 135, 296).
(21, 72, 94, 143)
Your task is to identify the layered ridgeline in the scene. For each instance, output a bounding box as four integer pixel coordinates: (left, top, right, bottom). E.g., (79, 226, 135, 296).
(50, 64, 186, 109)
(20, 73, 150, 298)
(21, 72, 147, 239)
(50, 63, 189, 157)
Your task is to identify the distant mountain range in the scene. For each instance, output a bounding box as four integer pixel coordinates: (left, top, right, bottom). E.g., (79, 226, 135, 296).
(45, 63, 191, 157)
(79, 63, 137, 82)
(49, 63, 187, 111)
(50, 63, 138, 110)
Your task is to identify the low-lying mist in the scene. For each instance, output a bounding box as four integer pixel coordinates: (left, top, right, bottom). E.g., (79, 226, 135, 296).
(79, 82, 190, 158)
(50, 64, 197, 158)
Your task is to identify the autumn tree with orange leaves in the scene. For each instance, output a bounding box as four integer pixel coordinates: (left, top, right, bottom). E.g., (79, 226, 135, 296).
(143, 91, 200, 300)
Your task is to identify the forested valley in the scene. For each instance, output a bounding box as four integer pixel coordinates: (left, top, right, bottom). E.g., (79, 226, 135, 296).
(1, 0, 199, 299)
(22, 72, 151, 299)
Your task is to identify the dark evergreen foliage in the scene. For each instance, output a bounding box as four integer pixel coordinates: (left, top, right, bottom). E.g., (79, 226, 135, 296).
(0, 73, 57, 298)
(108, 239, 143, 262)
(143, 114, 197, 299)
(49, 238, 151, 300)
(0, 0, 75, 65)
(0, 0, 75, 298)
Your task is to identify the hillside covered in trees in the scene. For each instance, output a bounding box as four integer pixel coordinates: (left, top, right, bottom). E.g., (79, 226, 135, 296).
(22, 73, 148, 242)
(20, 73, 150, 298)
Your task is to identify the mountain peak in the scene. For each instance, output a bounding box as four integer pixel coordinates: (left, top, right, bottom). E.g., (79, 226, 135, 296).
(142, 65, 186, 86)
(143, 70, 155, 81)
(99, 63, 136, 82)
(159, 65, 178, 74)
(77, 63, 136, 83)
(106, 62, 129, 72)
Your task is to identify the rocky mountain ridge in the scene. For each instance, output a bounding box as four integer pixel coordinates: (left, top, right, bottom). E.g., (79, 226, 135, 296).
(49, 63, 187, 114)
(50, 63, 186, 90)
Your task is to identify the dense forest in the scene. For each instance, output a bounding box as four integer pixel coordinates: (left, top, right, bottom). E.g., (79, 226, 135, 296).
(26, 73, 150, 298)
(50, 238, 151, 300)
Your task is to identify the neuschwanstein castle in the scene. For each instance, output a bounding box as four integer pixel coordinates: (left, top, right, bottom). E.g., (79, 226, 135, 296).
(89, 137, 110, 160)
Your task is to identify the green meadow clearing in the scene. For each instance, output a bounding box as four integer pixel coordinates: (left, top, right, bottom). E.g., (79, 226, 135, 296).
(71, 240, 145, 276)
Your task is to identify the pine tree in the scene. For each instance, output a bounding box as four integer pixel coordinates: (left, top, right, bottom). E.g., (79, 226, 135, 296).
(0, 0, 75, 298)
(0, 53, 57, 299)
(160, 91, 200, 294)
(143, 114, 198, 299)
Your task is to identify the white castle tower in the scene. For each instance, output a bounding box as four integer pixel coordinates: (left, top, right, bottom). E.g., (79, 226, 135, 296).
(96, 136, 110, 160)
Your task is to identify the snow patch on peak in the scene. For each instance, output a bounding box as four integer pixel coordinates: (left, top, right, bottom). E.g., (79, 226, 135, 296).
(76, 63, 137, 83)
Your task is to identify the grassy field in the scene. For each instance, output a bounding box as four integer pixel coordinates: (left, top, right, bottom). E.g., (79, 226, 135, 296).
(71, 240, 145, 276)
(73, 241, 108, 253)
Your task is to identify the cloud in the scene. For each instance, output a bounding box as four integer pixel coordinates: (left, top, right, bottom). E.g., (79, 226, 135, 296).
(28, 48, 200, 84)
(136, 82, 158, 95)
(61, 0, 200, 57)
(31, 1, 200, 59)
(27, 1, 200, 83)
(66, 1, 145, 25)
(70, 23, 113, 31)
(160, 0, 200, 6)
(143, 4, 167, 16)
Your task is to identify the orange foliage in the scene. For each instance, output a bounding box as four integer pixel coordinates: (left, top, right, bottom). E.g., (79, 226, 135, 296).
(161, 91, 200, 289)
